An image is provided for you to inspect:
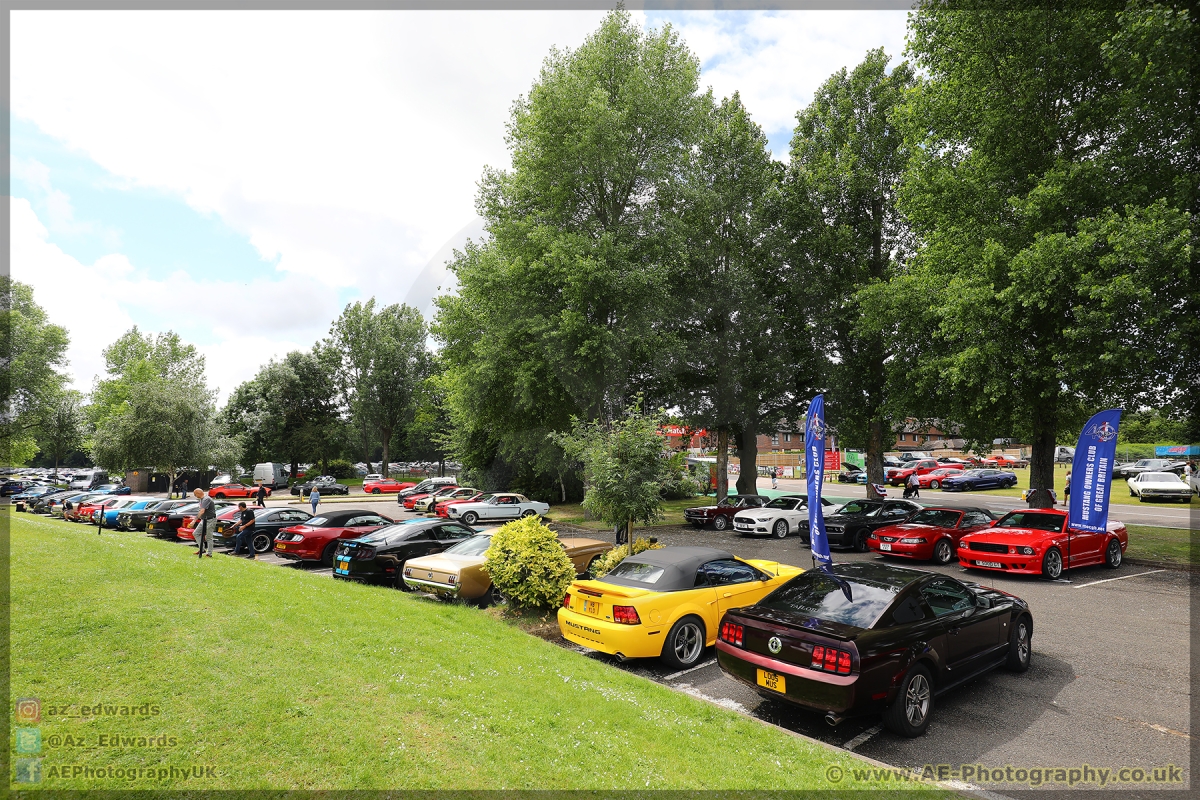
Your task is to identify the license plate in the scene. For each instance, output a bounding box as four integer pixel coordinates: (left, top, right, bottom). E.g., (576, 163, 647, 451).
(879, 542, 892, 551)
(276, 543, 286, 550)
(756, 669, 785, 693)
(976, 560, 1002, 568)
(583, 599, 600, 616)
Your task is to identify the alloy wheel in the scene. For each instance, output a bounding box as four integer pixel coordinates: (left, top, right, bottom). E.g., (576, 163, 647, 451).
(673, 622, 703, 665)
(1043, 548, 1062, 579)
(905, 673, 931, 727)
(1016, 621, 1030, 665)
(933, 539, 953, 565)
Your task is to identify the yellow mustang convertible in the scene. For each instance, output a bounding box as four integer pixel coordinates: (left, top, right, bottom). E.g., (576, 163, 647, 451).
(558, 546, 803, 669)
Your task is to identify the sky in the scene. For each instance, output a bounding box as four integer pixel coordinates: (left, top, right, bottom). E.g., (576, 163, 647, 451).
(10, 9, 909, 401)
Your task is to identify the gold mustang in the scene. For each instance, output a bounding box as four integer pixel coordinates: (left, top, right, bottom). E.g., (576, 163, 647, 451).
(403, 530, 611, 607)
(558, 546, 803, 669)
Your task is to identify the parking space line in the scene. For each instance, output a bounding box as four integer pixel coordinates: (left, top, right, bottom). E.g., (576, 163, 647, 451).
(1073, 569, 1164, 589)
(663, 659, 716, 681)
(841, 723, 882, 752)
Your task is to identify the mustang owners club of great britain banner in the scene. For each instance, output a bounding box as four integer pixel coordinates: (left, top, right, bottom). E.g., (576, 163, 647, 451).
(1068, 408, 1122, 533)
(804, 394, 833, 568)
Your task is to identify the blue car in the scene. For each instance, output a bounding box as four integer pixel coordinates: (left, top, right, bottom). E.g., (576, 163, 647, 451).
(940, 468, 1019, 492)
(12, 485, 56, 501)
(91, 497, 156, 528)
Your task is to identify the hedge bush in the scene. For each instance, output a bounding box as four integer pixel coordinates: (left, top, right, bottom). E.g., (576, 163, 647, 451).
(590, 536, 664, 578)
(325, 459, 357, 479)
(483, 515, 576, 610)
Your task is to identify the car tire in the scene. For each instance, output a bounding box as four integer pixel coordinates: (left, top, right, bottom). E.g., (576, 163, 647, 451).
(320, 542, 338, 567)
(252, 532, 273, 554)
(1005, 615, 1032, 672)
(371, 488, 381, 494)
(773, 520, 788, 539)
(932, 539, 953, 565)
(214, 493, 225, 500)
(689, 521, 703, 529)
(585, 556, 601, 577)
(482, 583, 506, 608)
(1104, 538, 1122, 569)
(713, 516, 728, 531)
(462, 511, 479, 525)
(394, 562, 413, 591)
(929, 480, 940, 489)
(1041, 547, 1063, 580)
(521, 509, 537, 518)
(854, 529, 869, 553)
(660, 616, 706, 670)
(884, 663, 934, 737)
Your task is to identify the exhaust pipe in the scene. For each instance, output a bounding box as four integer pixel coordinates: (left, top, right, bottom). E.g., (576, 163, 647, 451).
(614, 653, 629, 663)
(825, 713, 844, 727)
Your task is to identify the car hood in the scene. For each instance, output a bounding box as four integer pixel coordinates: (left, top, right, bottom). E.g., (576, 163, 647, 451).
(822, 513, 876, 525)
(962, 527, 1059, 544)
(876, 522, 947, 535)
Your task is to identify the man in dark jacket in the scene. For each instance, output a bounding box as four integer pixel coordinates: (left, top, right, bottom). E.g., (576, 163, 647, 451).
(193, 488, 216, 558)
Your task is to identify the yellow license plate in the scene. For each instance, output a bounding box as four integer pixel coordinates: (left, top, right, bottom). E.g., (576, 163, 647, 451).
(276, 543, 286, 550)
(584, 599, 600, 616)
(756, 669, 785, 693)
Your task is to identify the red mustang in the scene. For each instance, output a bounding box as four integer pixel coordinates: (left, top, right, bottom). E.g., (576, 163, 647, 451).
(209, 483, 271, 500)
(958, 507, 1127, 580)
(916, 467, 965, 489)
(273, 508, 394, 565)
(434, 491, 486, 517)
(867, 506, 997, 564)
(886, 459, 942, 486)
(178, 507, 240, 541)
(363, 478, 416, 495)
(984, 454, 1029, 468)
(70, 496, 121, 522)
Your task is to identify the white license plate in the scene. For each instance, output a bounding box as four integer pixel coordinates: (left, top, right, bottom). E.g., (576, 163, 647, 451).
(976, 560, 1002, 568)
(879, 542, 892, 551)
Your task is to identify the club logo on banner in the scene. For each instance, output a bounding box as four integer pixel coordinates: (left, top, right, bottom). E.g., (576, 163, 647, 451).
(804, 394, 832, 568)
(1068, 408, 1122, 533)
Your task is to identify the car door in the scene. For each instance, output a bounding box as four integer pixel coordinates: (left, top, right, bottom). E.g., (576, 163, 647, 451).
(920, 577, 1005, 670)
(494, 496, 520, 519)
(703, 559, 772, 622)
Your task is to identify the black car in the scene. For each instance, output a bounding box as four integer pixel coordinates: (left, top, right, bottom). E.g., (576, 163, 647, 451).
(27, 490, 79, 513)
(716, 562, 1032, 737)
(798, 499, 922, 551)
(1111, 458, 1186, 479)
(332, 518, 476, 587)
(145, 502, 233, 539)
(836, 466, 864, 483)
(290, 476, 351, 496)
(120, 499, 190, 531)
(212, 507, 314, 553)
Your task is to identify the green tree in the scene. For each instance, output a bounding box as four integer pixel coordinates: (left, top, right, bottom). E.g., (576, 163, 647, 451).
(436, 10, 702, 494)
(782, 49, 916, 490)
(37, 390, 86, 480)
(0, 279, 70, 465)
(867, 3, 1194, 507)
(89, 327, 207, 431)
(554, 401, 670, 545)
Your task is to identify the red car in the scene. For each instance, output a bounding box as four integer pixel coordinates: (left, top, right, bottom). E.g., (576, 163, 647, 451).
(886, 459, 942, 486)
(70, 496, 121, 522)
(272, 508, 394, 565)
(209, 483, 271, 500)
(363, 478, 416, 495)
(403, 485, 461, 510)
(867, 506, 997, 564)
(178, 507, 240, 541)
(984, 454, 1029, 469)
(434, 491, 486, 517)
(916, 467, 965, 489)
(957, 507, 1127, 579)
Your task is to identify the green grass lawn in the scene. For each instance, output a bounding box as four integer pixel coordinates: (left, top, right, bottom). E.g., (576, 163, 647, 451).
(1124, 524, 1198, 566)
(9, 511, 939, 793)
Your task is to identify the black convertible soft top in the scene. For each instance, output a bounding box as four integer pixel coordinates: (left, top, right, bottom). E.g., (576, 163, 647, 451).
(601, 546, 736, 592)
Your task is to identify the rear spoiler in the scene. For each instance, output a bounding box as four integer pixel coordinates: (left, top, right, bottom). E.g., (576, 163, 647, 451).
(570, 580, 648, 600)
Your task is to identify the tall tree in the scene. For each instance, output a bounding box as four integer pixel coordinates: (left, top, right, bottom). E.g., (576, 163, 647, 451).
(0, 279, 70, 465)
(89, 327, 207, 431)
(782, 49, 916, 491)
(435, 9, 702, 494)
(37, 390, 86, 480)
(669, 93, 814, 498)
(866, 3, 1194, 507)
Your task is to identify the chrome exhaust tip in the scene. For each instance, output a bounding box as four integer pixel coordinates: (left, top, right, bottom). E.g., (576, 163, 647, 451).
(825, 713, 844, 727)
(614, 653, 629, 663)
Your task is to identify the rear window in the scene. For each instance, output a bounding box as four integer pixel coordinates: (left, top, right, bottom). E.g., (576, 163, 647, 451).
(758, 572, 897, 628)
(606, 560, 666, 585)
(446, 535, 493, 556)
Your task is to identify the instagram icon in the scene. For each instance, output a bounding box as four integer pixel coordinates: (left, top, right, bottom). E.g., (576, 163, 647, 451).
(15, 698, 41, 724)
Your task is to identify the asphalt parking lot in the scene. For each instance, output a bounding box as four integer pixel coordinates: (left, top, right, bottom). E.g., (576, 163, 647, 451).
(109, 484, 1197, 793)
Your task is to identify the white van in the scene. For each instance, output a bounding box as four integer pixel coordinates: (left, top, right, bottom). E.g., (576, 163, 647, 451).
(253, 463, 290, 489)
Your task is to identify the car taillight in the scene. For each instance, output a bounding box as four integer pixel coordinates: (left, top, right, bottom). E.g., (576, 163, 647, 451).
(563, 593, 571, 608)
(719, 620, 744, 647)
(156, 515, 167, 522)
(810, 645, 853, 675)
(403, 567, 412, 577)
(612, 605, 641, 625)
(447, 575, 457, 585)
(353, 547, 376, 560)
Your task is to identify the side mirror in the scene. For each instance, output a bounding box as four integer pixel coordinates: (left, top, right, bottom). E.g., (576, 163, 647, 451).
(974, 594, 992, 609)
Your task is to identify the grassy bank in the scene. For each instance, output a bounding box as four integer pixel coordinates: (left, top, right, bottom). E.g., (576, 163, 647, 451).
(1125, 524, 1198, 567)
(9, 511, 936, 793)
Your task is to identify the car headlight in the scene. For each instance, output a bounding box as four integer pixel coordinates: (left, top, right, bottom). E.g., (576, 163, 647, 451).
(1020, 546, 1035, 555)
(900, 537, 927, 544)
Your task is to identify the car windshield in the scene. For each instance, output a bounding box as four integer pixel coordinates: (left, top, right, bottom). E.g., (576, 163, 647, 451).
(356, 524, 415, 543)
(444, 535, 493, 556)
(765, 497, 800, 510)
(605, 560, 667, 585)
(1141, 472, 1179, 482)
(835, 501, 877, 516)
(907, 510, 962, 527)
(995, 512, 1065, 532)
(759, 573, 897, 628)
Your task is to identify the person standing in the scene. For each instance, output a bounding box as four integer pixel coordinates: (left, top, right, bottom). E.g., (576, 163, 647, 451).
(309, 485, 320, 515)
(255, 482, 267, 508)
(770, 466, 778, 489)
(1063, 470, 1071, 505)
(193, 488, 216, 558)
(906, 471, 920, 499)
(180, 477, 189, 501)
(231, 502, 258, 558)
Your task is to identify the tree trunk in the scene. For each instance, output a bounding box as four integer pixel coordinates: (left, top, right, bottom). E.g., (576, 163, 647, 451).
(715, 427, 730, 503)
(559, 474, 567, 504)
(380, 426, 392, 478)
(1028, 401, 1059, 509)
(734, 424, 758, 495)
(289, 458, 299, 488)
(866, 417, 886, 497)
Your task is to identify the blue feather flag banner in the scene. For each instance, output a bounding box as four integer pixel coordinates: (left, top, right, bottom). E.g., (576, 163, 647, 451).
(1068, 409, 1122, 533)
(804, 394, 832, 568)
